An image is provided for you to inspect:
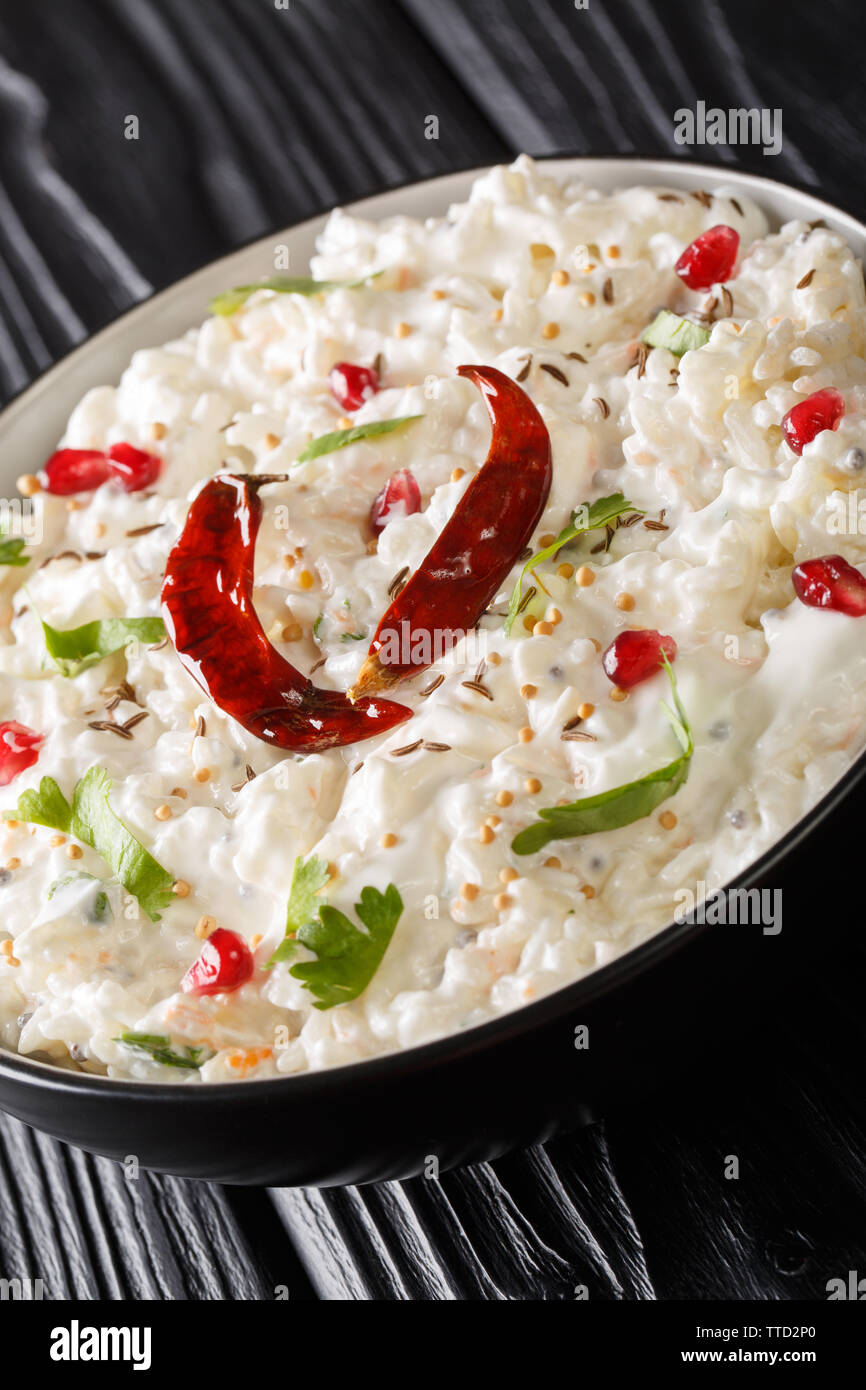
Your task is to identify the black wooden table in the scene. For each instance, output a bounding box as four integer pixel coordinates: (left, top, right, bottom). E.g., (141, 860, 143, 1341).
(0, 0, 864, 1302)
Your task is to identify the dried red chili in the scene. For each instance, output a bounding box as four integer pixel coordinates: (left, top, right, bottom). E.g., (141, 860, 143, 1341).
(161, 475, 411, 752)
(349, 365, 552, 698)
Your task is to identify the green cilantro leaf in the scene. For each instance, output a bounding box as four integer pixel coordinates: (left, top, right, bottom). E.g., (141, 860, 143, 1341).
(289, 883, 403, 1010)
(42, 616, 166, 677)
(114, 1032, 204, 1070)
(7, 775, 73, 832)
(296, 415, 422, 464)
(504, 494, 641, 635)
(266, 854, 331, 967)
(511, 658, 692, 855)
(641, 310, 711, 356)
(210, 271, 383, 317)
(4, 766, 175, 921)
(0, 535, 29, 567)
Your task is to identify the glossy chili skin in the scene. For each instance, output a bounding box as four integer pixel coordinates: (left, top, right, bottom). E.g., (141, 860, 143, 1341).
(350, 365, 552, 698)
(161, 475, 411, 751)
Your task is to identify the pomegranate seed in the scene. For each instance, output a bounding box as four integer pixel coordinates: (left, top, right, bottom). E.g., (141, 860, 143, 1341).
(602, 630, 677, 689)
(0, 721, 44, 787)
(781, 388, 845, 455)
(41, 448, 110, 495)
(181, 927, 254, 996)
(370, 469, 421, 535)
(675, 225, 740, 290)
(329, 361, 379, 413)
(107, 442, 162, 492)
(792, 554, 866, 615)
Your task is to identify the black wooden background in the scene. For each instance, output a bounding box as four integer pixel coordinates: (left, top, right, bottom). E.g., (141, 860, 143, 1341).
(0, 0, 864, 1301)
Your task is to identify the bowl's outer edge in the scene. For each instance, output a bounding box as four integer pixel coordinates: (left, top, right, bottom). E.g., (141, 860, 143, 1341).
(0, 156, 865, 1183)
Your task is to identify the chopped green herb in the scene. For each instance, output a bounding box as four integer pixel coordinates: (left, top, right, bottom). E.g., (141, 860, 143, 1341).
(42, 616, 166, 677)
(504, 494, 641, 635)
(210, 271, 383, 317)
(0, 535, 29, 567)
(290, 883, 403, 1010)
(266, 854, 331, 967)
(114, 1032, 204, 1069)
(641, 310, 711, 356)
(296, 415, 422, 464)
(341, 632, 366, 642)
(312, 614, 324, 639)
(48, 871, 110, 923)
(4, 767, 175, 921)
(512, 659, 692, 855)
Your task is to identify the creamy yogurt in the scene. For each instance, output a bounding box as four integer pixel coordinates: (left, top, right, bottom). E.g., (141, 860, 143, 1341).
(1, 155, 865, 1082)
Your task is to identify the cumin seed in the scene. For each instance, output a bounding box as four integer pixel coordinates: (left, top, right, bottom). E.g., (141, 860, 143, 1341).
(352, 761, 364, 775)
(126, 523, 164, 538)
(88, 720, 134, 740)
(561, 730, 597, 742)
(420, 674, 444, 697)
(120, 710, 149, 733)
(516, 356, 532, 382)
(422, 741, 451, 752)
(721, 286, 733, 317)
(84, 552, 106, 561)
(594, 397, 610, 419)
(566, 351, 587, 363)
(195, 716, 206, 739)
(540, 363, 569, 386)
(730, 197, 744, 216)
(691, 189, 713, 208)
(796, 269, 816, 290)
(460, 680, 494, 701)
(602, 277, 614, 305)
(643, 519, 669, 531)
(634, 342, 649, 378)
(102, 681, 137, 704)
(39, 550, 82, 569)
(516, 584, 537, 615)
(658, 193, 683, 203)
(390, 739, 422, 757)
(372, 351, 384, 378)
(310, 656, 327, 674)
(562, 714, 583, 732)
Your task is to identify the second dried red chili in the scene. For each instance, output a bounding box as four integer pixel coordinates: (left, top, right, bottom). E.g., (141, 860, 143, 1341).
(349, 365, 552, 698)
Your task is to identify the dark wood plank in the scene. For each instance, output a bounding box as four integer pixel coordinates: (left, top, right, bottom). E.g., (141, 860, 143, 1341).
(0, 0, 506, 323)
(399, 0, 866, 218)
(0, 1112, 315, 1298)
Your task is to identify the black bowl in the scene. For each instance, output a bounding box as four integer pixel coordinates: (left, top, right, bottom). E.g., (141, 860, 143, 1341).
(1, 156, 864, 1185)
(0, 752, 860, 1185)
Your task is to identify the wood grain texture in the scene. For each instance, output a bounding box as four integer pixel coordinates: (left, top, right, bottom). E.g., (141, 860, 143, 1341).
(0, 0, 864, 1301)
